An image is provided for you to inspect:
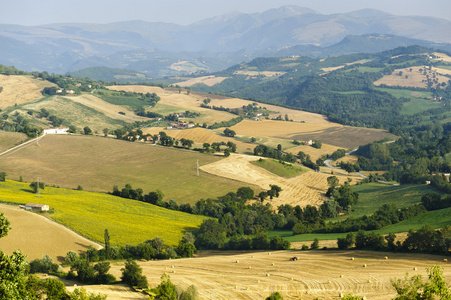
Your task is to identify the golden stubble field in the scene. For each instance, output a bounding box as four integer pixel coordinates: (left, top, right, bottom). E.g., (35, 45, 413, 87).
(0, 75, 56, 109)
(374, 66, 449, 89)
(0, 204, 101, 261)
(174, 75, 228, 87)
(230, 119, 396, 149)
(68, 250, 451, 300)
(200, 154, 358, 207)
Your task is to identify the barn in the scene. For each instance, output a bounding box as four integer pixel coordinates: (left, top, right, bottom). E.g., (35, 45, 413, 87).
(24, 203, 50, 212)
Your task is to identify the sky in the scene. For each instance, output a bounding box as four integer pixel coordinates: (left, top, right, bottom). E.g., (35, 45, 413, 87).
(1, 0, 450, 26)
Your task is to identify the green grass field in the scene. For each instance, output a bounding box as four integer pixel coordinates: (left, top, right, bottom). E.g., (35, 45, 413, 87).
(345, 183, 439, 219)
(269, 207, 451, 243)
(95, 91, 148, 109)
(251, 158, 308, 178)
(374, 88, 439, 115)
(0, 180, 208, 246)
(0, 134, 255, 204)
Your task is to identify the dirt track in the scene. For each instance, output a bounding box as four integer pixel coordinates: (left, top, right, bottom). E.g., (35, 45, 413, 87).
(200, 154, 338, 207)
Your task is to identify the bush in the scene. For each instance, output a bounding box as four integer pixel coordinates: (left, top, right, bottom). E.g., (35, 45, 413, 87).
(29, 254, 59, 274)
(121, 259, 148, 289)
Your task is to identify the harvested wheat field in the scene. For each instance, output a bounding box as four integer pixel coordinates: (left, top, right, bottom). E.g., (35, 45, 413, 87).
(433, 52, 451, 62)
(0, 75, 56, 109)
(230, 120, 396, 149)
(174, 75, 228, 87)
(208, 98, 329, 123)
(74, 250, 451, 300)
(0, 204, 101, 262)
(201, 154, 354, 207)
(0, 132, 27, 153)
(374, 66, 449, 89)
(143, 127, 254, 154)
(286, 144, 343, 161)
(107, 85, 165, 94)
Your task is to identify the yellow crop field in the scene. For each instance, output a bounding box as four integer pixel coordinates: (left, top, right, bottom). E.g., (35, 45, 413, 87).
(286, 144, 342, 161)
(0, 180, 208, 247)
(0, 75, 56, 109)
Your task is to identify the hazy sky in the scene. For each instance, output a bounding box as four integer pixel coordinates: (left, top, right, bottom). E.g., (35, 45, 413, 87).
(1, 0, 450, 26)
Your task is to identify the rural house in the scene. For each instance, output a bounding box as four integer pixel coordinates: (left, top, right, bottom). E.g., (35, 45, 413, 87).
(43, 128, 69, 135)
(23, 203, 50, 212)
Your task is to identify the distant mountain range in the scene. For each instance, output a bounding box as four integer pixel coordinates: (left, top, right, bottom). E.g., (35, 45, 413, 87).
(0, 5, 450, 77)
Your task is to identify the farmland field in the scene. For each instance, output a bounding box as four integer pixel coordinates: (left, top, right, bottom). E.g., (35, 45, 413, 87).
(71, 250, 451, 300)
(251, 159, 308, 178)
(0, 180, 208, 250)
(0, 75, 55, 109)
(0, 203, 102, 261)
(20, 96, 129, 132)
(374, 66, 449, 89)
(0, 134, 254, 204)
(200, 154, 354, 208)
(0, 132, 28, 153)
(347, 183, 440, 219)
(143, 127, 255, 154)
(174, 75, 228, 87)
(229, 119, 396, 149)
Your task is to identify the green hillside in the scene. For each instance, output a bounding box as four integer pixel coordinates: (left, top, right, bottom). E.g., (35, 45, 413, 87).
(0, 180, 208, 246)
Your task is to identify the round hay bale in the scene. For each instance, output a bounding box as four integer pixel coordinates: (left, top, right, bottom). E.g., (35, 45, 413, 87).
(248, 266, 251, 269)
(368, 279, 372, 283)
(251, 255, 254, 258)
(73, 284, 77, 287)
(413, 267, 417, 271)
(266, 273, 270, 277)
(235, 285, 238, 289)
(363, 264, 367, 268)
(444, 259, 448, 263)
(268, 252, 271, 255)
(171, 265, 174, 268)
(351, 257, 355, 261)
(384, 256, 388, 260)
(271, 263, 275, 266)
(291, 277, 293, 281)
(340, 275, 344, 278)
(169, 257, 171, 260)
(172, 270, 176, 273)
(258, 280, 260, 283)
(236, 260, 239, 263)
(339, 293, 344, 297)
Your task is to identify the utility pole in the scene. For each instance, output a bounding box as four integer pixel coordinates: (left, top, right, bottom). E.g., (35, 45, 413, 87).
(197, 159, 199, 177)
(36, 131, 39, 146)
(36, 177, 40, 197)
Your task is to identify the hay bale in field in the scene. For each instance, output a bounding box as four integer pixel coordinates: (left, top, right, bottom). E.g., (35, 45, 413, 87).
(236, 260, 239, 263)
(339, 293, 344, 297)
(248, 266, 251, 269)
(384, 256, 388, 260)
(271, 263, 275, 266)
(413, 267, 417, 271)
(444, 259, 448, 262)
(268, 252, 271, 255)
(351, 257, 354, 260)
(171, 265, 174, 268)
(251, 255, 254, 258)
(172, 270, 176, 273)
(363, 264, 367, 267)
(340, 275, 344, 278)
(266, 273, 270, 277)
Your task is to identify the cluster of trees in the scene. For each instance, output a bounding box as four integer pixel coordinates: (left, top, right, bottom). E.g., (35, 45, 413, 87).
(355, 122, 451, 183)
(254, 144, 297, 163)
(337, 225, 451, 255)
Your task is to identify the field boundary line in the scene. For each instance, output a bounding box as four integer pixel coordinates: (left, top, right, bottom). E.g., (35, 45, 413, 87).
(0, 134, 47, 157)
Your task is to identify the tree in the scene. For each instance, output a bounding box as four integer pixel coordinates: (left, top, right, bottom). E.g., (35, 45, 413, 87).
(265, 291, 283, 300)
(153, 274, 177, 300)
(103, 128, 109, 137)
(236, 187, 254, 200)
(337, 232, 355, 250)
(312, 140, 322, 149)
(0, 172, 6, 182)
(327, 176, 339, 189)
(223, 148, 230, 157)
(269, 184, 282, 197)
(83, 126, 92, 135)
(29, 181, 45, 194)
(202, 143, 210, 151)
(104, 229, 110, 259)
(121, 259, 148, 289)
(223, 128, 236, 137)
(310, 238, 319, 250)
(391, 265, 451, 299)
